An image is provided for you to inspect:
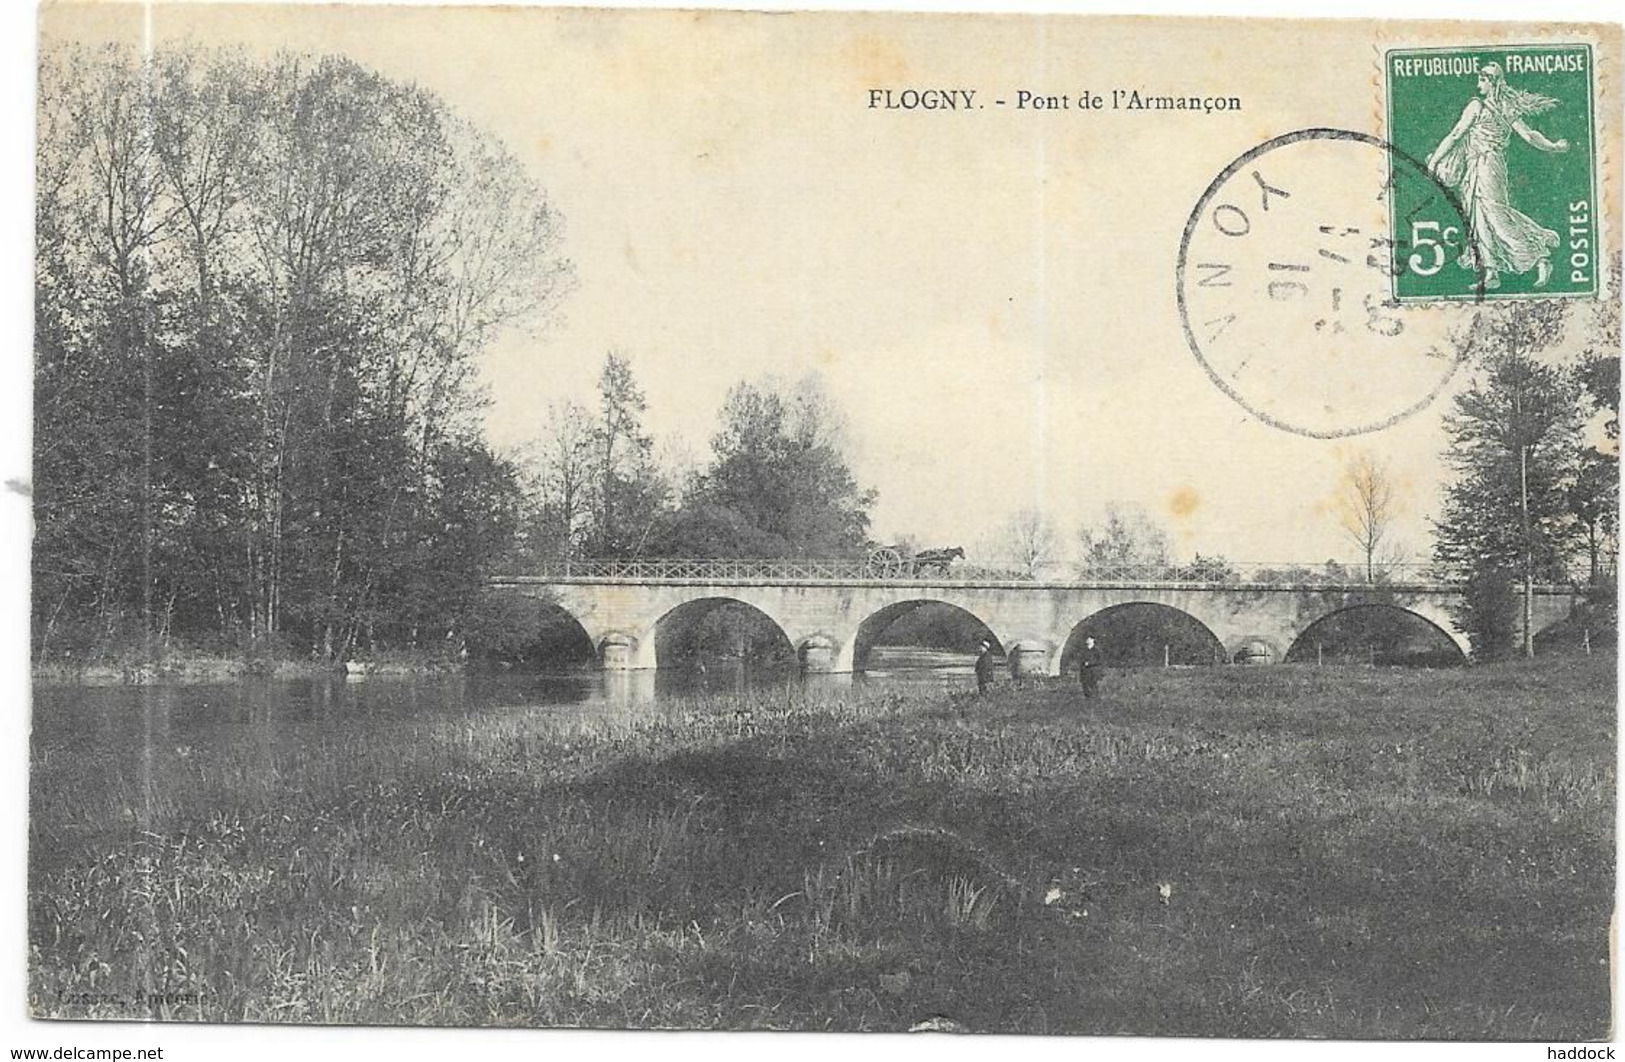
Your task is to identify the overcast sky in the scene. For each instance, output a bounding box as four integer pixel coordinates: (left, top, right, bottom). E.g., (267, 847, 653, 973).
(38, 3, 1618, 567)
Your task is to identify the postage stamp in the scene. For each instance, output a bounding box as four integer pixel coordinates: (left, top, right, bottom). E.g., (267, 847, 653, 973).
(1385, 43, 1599, 301)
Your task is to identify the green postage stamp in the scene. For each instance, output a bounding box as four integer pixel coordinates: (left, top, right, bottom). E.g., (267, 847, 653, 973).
(1386, 44, 1599, 301)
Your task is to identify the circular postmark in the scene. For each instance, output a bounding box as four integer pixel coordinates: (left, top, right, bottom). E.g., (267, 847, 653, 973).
(1176, 128, 1483, 439)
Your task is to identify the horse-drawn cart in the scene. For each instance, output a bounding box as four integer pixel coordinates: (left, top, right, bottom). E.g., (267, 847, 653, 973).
(864, 545, 965, 579)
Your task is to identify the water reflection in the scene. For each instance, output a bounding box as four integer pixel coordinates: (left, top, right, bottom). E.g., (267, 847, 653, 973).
(31, 664, 977, 755)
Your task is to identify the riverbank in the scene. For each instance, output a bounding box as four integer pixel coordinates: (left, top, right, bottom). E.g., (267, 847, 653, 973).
(31, 648, 466, 686)
(28, 658, 1614, 1036)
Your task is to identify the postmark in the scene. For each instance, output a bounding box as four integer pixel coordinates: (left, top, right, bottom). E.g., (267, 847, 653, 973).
(1176, 128, 1483, 439)
(1386, 43, 1599, 301)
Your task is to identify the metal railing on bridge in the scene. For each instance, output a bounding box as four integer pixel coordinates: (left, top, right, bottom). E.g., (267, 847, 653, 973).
(509, 558, 1483, 586)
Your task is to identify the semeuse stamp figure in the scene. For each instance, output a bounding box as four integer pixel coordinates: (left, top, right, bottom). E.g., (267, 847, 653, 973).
(1425, 62, 1570, 290)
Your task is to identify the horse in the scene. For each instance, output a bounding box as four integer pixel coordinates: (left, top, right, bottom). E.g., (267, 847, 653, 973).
(912, 546, 965, 576)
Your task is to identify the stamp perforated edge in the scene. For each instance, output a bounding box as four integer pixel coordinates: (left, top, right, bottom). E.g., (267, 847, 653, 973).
(1370, 23, 1621, 306)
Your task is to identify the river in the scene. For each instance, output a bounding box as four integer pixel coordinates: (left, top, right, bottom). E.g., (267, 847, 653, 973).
(30, 649, 979, 757)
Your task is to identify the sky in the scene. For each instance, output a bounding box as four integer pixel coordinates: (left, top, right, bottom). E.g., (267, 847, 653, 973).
(31, 3, 1621, 569)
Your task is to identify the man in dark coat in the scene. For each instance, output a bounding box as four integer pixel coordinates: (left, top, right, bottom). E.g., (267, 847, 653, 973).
(974, 639, 998, 694)
(1078, 635, 1103, 698)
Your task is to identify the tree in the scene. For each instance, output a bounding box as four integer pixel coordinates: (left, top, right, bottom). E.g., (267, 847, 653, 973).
(512, 400, 595, 564)
(1577, 354, 1620, 443)
(993, 509, 1059, 579)
(1335, 452, 1399, 582)
(647, 500, 789, 558)
(657, 374, 874, 557)
(1568, 258, 1622, 641)
(34, 45, 190, 656)
(1573, 257, 1620, 587)
(1076, 504, 1172, 575)
(1432, 302, 1583, 659)
(1169, 552, 1239, 583)
(32, 43, 570, 662)
(1457, 565, 1522, 662)
(395, 441, 524, 651)
(656, 434, 703, 506)
(584, 352, 667, 555)
(1576, 257, 1622, 443)
(1569, 450, 1617, 586)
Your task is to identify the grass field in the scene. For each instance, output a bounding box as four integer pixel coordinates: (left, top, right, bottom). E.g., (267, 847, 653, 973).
(28, 657, 1615, 1037)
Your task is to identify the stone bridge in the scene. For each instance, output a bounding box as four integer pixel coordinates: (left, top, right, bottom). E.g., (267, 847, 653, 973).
(484, 562, 1580, 674)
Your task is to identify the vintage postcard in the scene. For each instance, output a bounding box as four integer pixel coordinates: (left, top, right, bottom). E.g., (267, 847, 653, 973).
(22, 0, 1622, 1050)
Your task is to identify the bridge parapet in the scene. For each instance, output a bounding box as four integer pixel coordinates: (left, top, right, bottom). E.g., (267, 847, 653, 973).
(507, 558, 1508, 590)
(498, 573, 1486, 594)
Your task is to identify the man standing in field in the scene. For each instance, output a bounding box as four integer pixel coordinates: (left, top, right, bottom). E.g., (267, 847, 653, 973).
(1078, 636, 1103, 699)
(975, 639, 998, 694)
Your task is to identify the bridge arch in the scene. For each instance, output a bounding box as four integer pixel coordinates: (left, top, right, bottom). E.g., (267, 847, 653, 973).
(1058, 602, 1226, 674)
(1284, 603, 1468, 666)
(638, 596, 797, 672)
(846, 599, 1005, 674)
(466, 590, 598, 670)
(1533, 607, 1606, 653)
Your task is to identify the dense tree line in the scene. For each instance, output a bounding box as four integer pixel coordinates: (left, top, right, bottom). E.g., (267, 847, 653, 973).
(33, 45, 571, 662)
(505, 352, 670, 565)
(512, 361, 875, 564)
(1433, 289, 1620, 659)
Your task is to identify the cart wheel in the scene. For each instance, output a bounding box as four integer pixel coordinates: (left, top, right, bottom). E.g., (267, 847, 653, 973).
(868, 546, 903, 579)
